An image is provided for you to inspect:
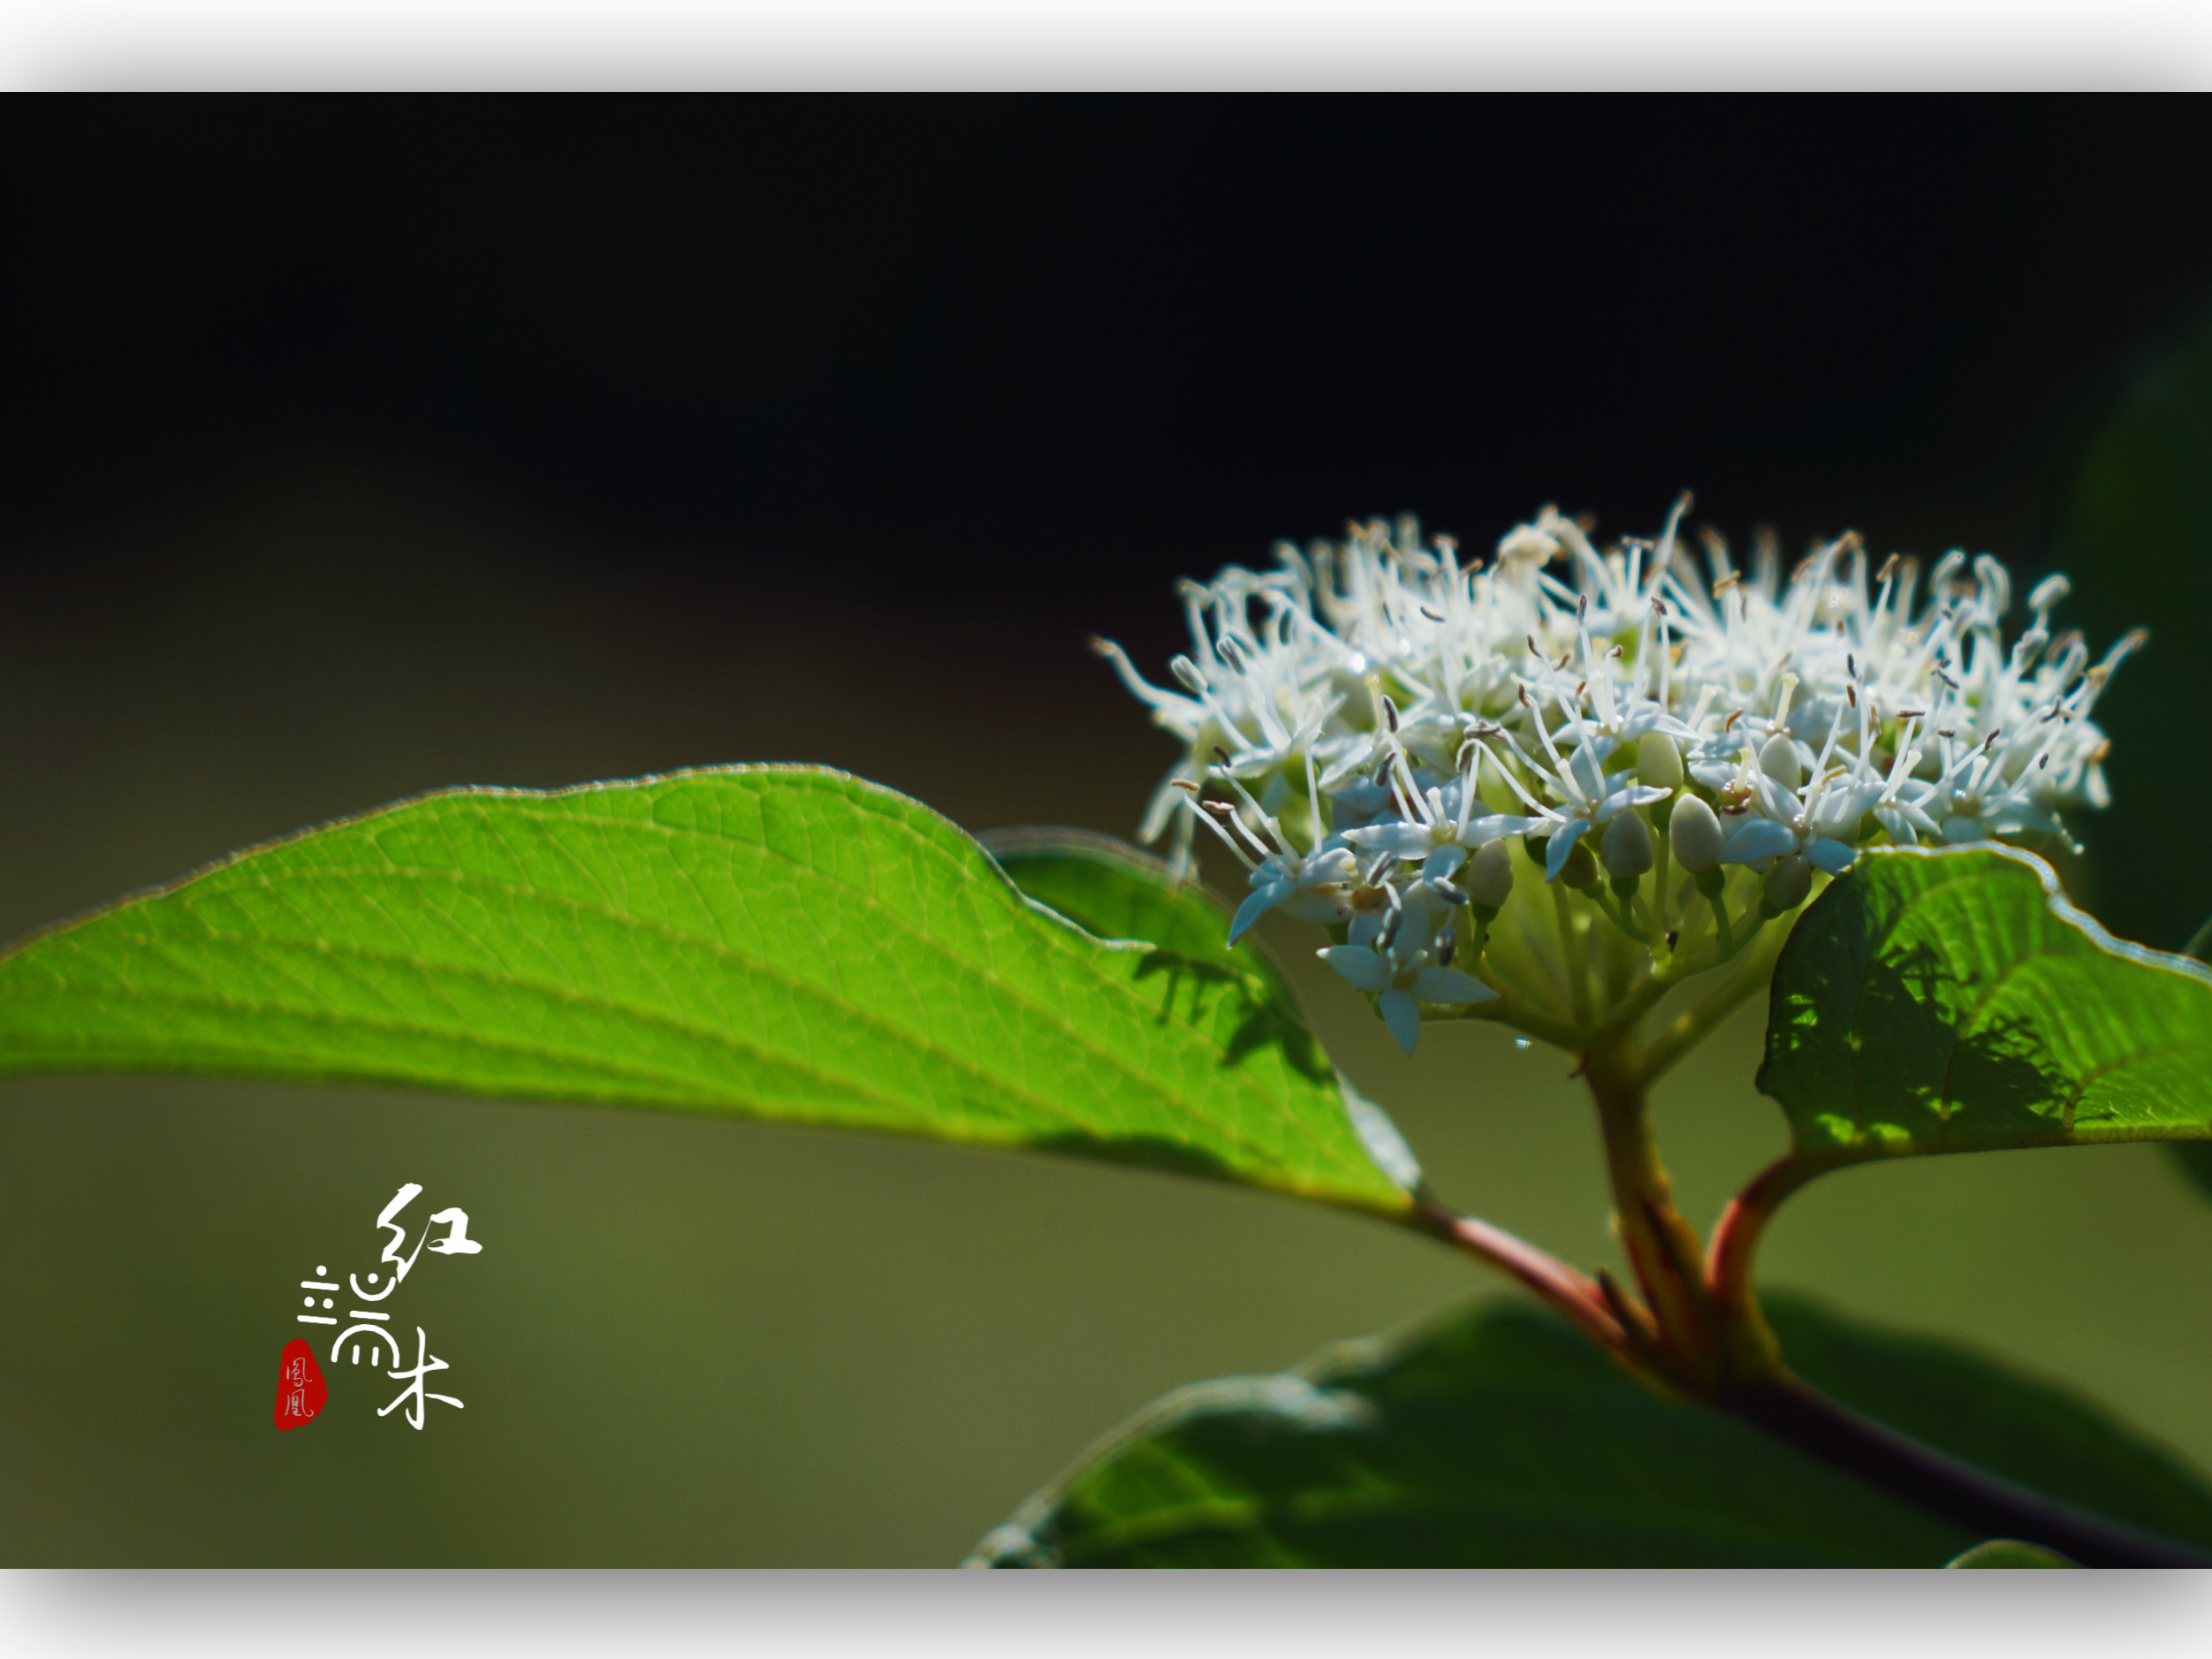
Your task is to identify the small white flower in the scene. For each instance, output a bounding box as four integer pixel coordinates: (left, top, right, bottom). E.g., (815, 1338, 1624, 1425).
(1339, 752, 1539, 884)
(1490, 709, 1667, 882)
(1318, 940, 1497, 1055)
(1103, 496, 2142, 1050)
(1228, 842, 1358, 944)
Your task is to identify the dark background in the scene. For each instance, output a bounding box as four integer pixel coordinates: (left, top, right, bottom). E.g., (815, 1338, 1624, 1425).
(12, 98, 2212, 671)
(5, 96, 2212, 1564)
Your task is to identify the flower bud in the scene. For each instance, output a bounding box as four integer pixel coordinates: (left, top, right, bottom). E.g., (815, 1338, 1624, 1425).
(1760, 733, 1803, 790)
(1467, 838, 1515, 910)
(1669, 793, 1724, 874)
(1599, 808, 1653, 879)
(1763, 853, 1813, 913)
(1636, 732, 1684, 791)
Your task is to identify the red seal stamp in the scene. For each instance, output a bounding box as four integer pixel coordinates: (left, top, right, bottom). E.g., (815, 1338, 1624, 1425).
(274, 1337, 328, 1430)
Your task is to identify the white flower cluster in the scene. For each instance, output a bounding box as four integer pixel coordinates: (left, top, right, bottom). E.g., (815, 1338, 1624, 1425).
(1098, 499, 2142, 1054)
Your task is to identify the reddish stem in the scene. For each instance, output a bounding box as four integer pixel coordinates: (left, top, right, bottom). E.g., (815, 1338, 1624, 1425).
(1707, 1153, 1821, 1320)
(1411, 1201, 1629, 1354)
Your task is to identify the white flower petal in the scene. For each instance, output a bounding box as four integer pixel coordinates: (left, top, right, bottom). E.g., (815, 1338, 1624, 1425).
(1566, 744, 1610, 803)
(1379, 989, 1422, 1055)
(1413, 966, 1497, 1005)
(1804, 838, 1859, 875)
(1543, 821, 1592, 881)
(1592, 784, 1669, 824)
(1319, 945, 1393, 992)
(1281, 892, 1355, 925)
(1718, 818, 1797, 865)
(1228, 881, 1293, 944)
(1874, 805, 1920, 847)
(1457, 813, 1541, 848)
(1340, 823, 1440, 857)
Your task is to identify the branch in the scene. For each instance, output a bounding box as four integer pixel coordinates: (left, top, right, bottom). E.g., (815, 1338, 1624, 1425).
(1723, 1373, 2211, 1567)
(1708, 1153, 2208, 1564)
(1409, 1200, 1629, 1355)
(1707, 1153, 1824, 1320)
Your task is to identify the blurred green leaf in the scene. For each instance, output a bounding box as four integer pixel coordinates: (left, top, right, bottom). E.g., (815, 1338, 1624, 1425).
(2050, 308, 2212, 950)
(0, 766, 1406, 1213)
(1758, 846, 2212, 1162)
(1945, 1540, 2076, 1567)
(2168, 1143, 2212, 1205)
(2167, 914, 2212, 1204)
(968, 1294, 2212, 1567)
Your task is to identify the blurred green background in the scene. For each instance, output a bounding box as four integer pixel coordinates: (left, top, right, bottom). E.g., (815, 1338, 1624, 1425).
(5, 98, 2212, 1564)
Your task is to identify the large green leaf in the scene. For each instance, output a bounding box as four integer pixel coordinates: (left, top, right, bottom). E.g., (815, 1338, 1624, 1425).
(2168, 1142, 2212, 1205)
(1945, 1541, 2076, 1567)
(983, 826, 1249, 967)
(2169, 917, 2212, 1204)
(1757, 845, 2212, 1163)
(2050, 308, 2212, 953)
(0, 765, 1406, 1212)
(968, 1294, 2212, 1567)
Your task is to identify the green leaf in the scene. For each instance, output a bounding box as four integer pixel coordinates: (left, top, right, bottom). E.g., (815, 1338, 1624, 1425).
(0, 765, 1406, 1213)
(2049, 309, 2212, 953)
(1758, 845, 2212, 1164)
(968, 1294, 2212, 1567)
(2167, 916, 2212, 1204)
(1945, 1541, 2076, 1568)
(2167, 1142, 2212, 1206)
(983, 827, 1242, 966)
